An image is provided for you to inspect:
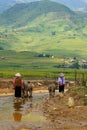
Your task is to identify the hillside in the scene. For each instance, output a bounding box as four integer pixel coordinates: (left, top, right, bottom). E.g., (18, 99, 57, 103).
(1, 0, 87, 13)
(0, 1, 74, 27)
(0, 1, 87, 59)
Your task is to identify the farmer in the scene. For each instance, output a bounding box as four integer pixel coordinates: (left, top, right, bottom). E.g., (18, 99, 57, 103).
(13, 73, 24, 99)
(57, 73, 65, 93)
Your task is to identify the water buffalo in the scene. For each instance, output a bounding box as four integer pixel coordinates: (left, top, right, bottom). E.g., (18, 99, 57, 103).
(22, 81, 33, 98)
(48, 81, 57, 97)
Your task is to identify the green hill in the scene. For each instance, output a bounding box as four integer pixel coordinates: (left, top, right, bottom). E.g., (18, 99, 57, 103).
(0, 1, 74, 27)
(0, 1, 87, 59)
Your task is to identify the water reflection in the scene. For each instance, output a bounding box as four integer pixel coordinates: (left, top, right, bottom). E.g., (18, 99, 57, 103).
(13, 101, 23, 111)
(13, 112, 22, 122)
(13, 101, 23, 122)
(13, 98, 33, 122)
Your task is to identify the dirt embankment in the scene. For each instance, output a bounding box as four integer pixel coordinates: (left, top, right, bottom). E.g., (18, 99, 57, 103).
(43, 86, 87, 130)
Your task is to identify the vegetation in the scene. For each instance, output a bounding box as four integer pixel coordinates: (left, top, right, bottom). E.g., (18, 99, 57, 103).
(0, 50, 87, 79)
(0, 1, 87, 59)
(0, 1, 87, 79)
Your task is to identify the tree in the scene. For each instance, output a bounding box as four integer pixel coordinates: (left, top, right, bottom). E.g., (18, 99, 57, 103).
(71, 61, 80, 69)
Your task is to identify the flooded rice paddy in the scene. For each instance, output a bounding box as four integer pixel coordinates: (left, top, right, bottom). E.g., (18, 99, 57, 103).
(0, 92, 50, 130)
(0, 89, 87, 130)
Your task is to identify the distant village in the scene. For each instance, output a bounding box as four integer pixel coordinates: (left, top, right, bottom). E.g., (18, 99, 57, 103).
(63, 58, 87, 69)
(38, 53, 87, 69)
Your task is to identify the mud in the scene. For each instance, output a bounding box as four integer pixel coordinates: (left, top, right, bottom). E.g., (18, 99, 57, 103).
(0, 79, 87, 130)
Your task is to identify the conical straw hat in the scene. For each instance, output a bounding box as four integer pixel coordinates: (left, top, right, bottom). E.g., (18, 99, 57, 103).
(59, 73, 64, 77)
(15, 73, 21, 77)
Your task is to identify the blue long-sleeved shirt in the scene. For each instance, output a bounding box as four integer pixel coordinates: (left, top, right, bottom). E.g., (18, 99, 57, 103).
(57, 77, 65, 85)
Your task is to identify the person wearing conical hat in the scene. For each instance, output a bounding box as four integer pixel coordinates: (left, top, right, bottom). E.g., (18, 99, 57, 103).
(57, 73, 65, 93)
(13, 73, 24, 99)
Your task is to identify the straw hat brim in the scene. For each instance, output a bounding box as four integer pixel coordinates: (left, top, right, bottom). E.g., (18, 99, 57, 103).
(59, 73, 64, 77)
(15, 73, 21, 77)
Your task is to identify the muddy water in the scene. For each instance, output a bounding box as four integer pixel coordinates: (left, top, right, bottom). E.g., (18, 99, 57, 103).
(0, 92, 50, 130)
